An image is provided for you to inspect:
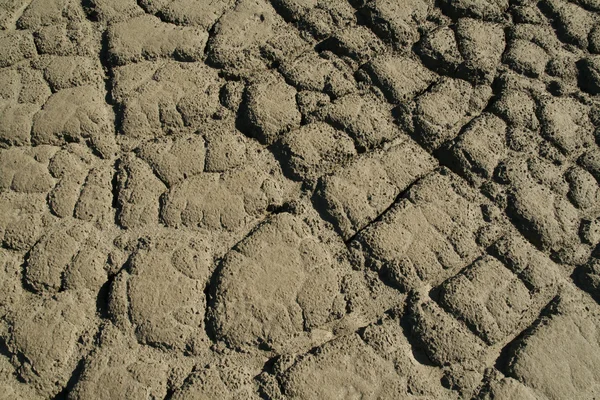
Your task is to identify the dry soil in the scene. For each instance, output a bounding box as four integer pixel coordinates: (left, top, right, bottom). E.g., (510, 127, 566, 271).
(1, 0, 600, 399)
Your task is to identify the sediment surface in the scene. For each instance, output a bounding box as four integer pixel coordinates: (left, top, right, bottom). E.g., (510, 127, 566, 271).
(1, 0, 600, 398)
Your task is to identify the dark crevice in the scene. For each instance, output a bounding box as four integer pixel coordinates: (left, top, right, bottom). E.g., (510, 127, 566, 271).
(268, 0, 333, 42)
(503, 195, 546, 251)
(110, 158, 123, 227)
(0, 137, 16, 148)
(156, 191, 171, 228)
(343, 169, 436, 245)
(310, 181, 345, 235)
(203, 19, 220, 59)
(256, 355, 280, 378)
(572, 263, 600, 304)
(134, 0, 149, 14)
(234, 88, 260, 144)
(95, 275, 115, 319)
(398, 305, 438, 367)
(354, 8, 396, 49)
(494, 294, 561, 375)
(58, 249, 83, 293)
(0, 335, 34, 384)
(576, 58, 600, 96)
(255, 354, 287, 399)
(202, 265, 221, 344)
(97, 29, 125, 138)
(0, 336, 14, 362)
(374, 263, 410, 293)
(10, 0, 32, 30)
(487, 248, 537, 293)
(20, 246, 43, 295)
(413, 43, 461, 79)
(164, 369, 194, 400)
(162, 388, 175, 400)
(52, 358, 86, 400)
(81, 0, 99, 21)
(268, 0, 298, 25)
(30, 31, 45, 57)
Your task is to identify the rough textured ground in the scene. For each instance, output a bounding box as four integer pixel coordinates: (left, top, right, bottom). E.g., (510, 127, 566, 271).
(1, 0, 600, 398)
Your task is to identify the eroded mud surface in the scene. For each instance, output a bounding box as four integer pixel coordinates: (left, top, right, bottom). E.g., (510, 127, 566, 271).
(2, 0, 600, 398)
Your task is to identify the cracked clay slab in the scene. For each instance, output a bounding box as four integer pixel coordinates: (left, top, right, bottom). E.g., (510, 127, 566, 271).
(2, 0, 600, 398)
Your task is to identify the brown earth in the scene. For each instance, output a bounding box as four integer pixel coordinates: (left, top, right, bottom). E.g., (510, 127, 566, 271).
(1, 0, 600, 398)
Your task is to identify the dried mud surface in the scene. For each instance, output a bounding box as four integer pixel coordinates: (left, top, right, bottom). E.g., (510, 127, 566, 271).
(2, 0, 600, 398)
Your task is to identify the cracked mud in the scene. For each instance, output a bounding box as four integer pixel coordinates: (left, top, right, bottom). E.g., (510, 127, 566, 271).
(2, 0, 600, 398)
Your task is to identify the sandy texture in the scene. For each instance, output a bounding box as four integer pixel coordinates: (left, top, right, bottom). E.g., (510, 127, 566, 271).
(1, 0, 600, 398)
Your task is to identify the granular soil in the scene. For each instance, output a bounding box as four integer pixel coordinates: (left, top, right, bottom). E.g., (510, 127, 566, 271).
(2, 0, 600, 398)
